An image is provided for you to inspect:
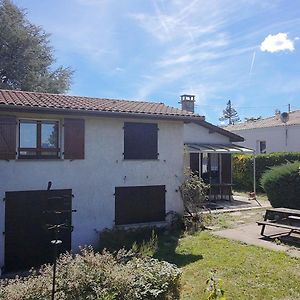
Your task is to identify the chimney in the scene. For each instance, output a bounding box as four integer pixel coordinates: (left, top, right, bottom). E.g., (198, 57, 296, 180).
(180, 94, 195, 113)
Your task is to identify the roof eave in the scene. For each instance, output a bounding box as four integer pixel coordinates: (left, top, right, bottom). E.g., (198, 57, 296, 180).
(0, 104, 205, 122)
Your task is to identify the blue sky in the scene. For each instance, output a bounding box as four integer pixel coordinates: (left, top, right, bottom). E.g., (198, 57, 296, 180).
(14, 0, 300, 124)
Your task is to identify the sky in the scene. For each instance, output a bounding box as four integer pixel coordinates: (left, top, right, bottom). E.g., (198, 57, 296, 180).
(13, 0, 300, 124)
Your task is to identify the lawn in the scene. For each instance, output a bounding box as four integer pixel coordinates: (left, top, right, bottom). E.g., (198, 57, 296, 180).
(155, 227, 300, 299)
(204, 207, 266, 230)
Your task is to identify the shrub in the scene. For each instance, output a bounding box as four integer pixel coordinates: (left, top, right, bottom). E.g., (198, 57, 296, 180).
(99, 227, 161, 255)
(233, 152, 300, 192)
(260, 161, 300, 209)
(0, 247, 181, 300)
(180, 170, 210, 232)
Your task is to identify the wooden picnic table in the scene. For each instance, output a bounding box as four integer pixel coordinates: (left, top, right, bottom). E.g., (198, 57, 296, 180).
(264, 207, 300, 220)
(257, 207, 300, 236)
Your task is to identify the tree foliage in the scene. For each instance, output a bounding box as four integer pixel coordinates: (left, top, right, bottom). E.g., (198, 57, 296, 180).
(219, 100, 240, 125)
(0, 0, 73, 93)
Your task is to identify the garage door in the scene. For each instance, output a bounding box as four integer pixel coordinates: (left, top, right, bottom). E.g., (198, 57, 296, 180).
(5, 189, 72, 272)
(115, 185, 166, 225)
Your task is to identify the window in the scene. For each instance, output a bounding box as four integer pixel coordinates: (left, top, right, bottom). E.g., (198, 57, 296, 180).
(18, 120, 60, 159)
(210, 153, 220, 184)
(124, 122, 158, 159)
(201, 153, 209, 183)
(259, 141, 266, 154)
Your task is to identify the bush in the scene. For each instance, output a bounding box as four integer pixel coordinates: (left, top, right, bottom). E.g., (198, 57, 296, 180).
(233, 152, 300, 192)
(99, 227, 161, 255)
(179, 170, 210, 232)
(261, 161, 300, 209)
(0, 247, 181, 300)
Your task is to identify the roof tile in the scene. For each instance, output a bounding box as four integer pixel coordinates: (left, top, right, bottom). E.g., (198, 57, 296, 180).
(0, 89, 202, 119)
(225, 110, 300, 131)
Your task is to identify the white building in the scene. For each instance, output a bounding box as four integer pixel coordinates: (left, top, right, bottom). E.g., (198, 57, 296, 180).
(0, 90, 244, 273)
(225, 110, 300, 154)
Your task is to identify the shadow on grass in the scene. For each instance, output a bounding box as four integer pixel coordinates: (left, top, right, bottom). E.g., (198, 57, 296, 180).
(99, 226, 203, 267)
(154, 230, 203, 267)
(261, 232, 300, 248)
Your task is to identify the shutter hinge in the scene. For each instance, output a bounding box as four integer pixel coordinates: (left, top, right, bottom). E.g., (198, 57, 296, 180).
(3, 198, 5, 202)
(2, 232, 5, 235)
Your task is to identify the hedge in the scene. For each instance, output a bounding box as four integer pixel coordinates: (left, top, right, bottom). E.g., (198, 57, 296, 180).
(261, 161, 300, 209)
(0, 247, 181, 300)
(233, 152, 300, 192)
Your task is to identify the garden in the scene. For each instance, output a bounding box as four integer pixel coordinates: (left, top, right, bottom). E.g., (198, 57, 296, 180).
(1, 154, 300, 299)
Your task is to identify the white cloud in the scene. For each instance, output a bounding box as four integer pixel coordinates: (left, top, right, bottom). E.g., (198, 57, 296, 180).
(260, 33, 295, 53)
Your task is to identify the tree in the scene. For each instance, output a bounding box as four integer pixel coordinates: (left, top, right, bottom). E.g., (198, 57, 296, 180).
(219, 100, 240, 125)
(0, 0, 73, 93)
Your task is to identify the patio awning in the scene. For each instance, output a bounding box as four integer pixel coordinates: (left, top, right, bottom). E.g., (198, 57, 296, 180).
(185, 143, 254, 154)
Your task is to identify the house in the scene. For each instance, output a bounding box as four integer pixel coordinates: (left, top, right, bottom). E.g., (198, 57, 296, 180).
(0, 90, 244, 273)
(225, 110, 300, 154)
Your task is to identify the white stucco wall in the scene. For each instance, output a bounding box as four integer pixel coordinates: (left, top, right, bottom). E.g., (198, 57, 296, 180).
(232, 125, 300, 153)
(183, 123, 231, 144)
(0, 112, 184, 269)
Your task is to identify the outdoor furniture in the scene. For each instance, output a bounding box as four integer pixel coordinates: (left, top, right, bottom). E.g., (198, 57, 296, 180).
(257, 207, 300, 237)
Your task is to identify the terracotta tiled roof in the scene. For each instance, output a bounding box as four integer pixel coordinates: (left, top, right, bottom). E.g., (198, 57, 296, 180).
(0, 89, 203, 120)
(225, 110, 300, 131)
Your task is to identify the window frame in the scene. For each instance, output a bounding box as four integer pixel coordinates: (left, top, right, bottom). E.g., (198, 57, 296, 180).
(18, 119, 60, 159)
(123, 122, 159, 160)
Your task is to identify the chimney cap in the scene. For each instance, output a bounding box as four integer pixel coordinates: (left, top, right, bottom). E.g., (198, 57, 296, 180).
(180, 94, 195, 102)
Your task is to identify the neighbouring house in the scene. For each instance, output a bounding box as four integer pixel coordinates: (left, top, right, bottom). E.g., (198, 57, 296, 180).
(225, 110, 300, 154)
(0, 90, 244, 273)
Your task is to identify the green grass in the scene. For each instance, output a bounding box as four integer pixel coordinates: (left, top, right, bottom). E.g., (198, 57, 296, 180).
(203, 207, 266, 230)
(155, 231, 300, 300)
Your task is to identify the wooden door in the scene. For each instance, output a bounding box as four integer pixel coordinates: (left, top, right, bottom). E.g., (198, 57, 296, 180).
(4, 189, 72, 272)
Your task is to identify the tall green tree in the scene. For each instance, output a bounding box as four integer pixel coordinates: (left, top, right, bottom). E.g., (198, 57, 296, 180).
(0, 0, 73, 93)
(219, 100, 240, 125)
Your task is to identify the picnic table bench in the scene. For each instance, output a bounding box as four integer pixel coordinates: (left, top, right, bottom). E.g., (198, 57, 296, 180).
(257, 207, 300, 237)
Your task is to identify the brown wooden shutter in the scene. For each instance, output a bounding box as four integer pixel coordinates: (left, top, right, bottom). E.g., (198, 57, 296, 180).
(0, 115, 16, 160)
(189, 153, 199, 175)
(64, 118, 85, 159)
(221, 153, 232, 184)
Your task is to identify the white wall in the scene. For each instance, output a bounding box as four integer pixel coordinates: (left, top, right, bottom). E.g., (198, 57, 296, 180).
(184, 123, 231, 144)
(232, 125, 300, 153)
(0, 112, 184, 268)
